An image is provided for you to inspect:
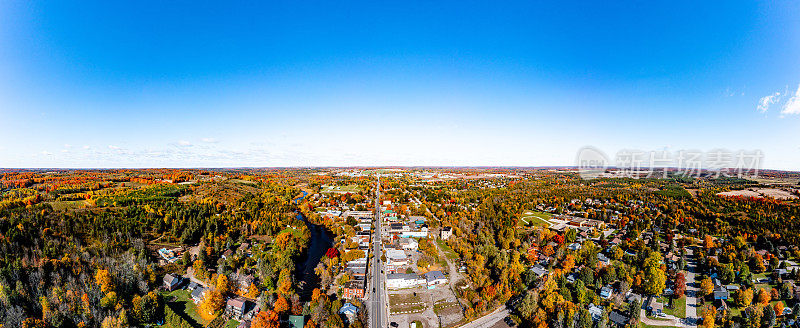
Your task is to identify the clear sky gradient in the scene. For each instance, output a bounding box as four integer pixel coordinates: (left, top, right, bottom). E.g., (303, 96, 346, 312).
(1, 1, 799, 169)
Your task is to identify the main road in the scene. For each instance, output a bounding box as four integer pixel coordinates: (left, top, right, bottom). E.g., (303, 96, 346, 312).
(370, 175, 387, 328)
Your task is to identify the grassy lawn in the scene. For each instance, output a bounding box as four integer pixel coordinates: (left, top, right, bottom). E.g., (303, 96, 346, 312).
(436, 238, 458, 260)
(519, 211, 553, 227)
(661, 296, 686, 318)
(161, 289, 209, 328)
(225, 320, 240, 328)
(639, 323, 678, 328)
(321, 185, 362, 193)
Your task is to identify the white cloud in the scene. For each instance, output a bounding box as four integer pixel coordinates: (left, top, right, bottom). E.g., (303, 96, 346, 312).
(40, 151, 52, 156)
(177, 140, 192, 146)
(64, 144, 72, 148)
(781, 84, 800, 116)
(201, 137, 218, 143)
(83, 145, 91, 150)
(758, 91, 781, 112)
(108, 145, 120, 150)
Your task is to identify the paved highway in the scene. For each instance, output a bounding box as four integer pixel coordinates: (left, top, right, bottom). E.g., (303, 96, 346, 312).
(370, 175, 386, 328)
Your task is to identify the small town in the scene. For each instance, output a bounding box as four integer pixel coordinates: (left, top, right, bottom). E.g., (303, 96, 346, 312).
(2, 2, 800, 328)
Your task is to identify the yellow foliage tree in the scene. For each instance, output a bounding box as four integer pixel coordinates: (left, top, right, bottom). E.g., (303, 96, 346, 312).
(95, 269, 114, 293)
(756, 288, 770, 305)
(216, 274, 229, 296)
(198, 289, 224, 321)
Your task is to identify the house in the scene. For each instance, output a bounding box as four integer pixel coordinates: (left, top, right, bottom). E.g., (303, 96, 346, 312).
(530, 265, 548, 277)
(399, 238, 419, 251)
(386, 273, 425, 289)
(568, 243, 582, 251)
(588, 304, 604, 321)
(342, 280, 365, 299)
(163, 274, 184, 291)
(609, 311, 629, 327)
(339, 303, 359, 323)
(191, 287, 207, 303)
(225, 297, 248, 320)
(600, 286, 613, 299)
(598, 254, 611, 266)
(713, 280, 729, 300)
(424, 271, 447, 286)
(187, 281, 200, 291)
(566, 273, 577, 283)
(441, 227, 453, 240)
(647, 298, 664, 315)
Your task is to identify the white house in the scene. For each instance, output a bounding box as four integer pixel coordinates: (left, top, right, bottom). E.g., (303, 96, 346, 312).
(440, 227, 453, 240)
(399, 238, 418, 251)
(423, 271, 447, 286)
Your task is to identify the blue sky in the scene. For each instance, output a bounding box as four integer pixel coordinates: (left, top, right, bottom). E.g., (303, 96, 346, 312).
(1, 1, 799, 169)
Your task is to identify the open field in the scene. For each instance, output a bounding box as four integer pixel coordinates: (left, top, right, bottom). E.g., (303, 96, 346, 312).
(519, 211, 553, 227)
(321, 184, 362, 193)
(48, 200, 89, 210)
(436, 238, 458, 260)
(162, 289, 209, 328)
(717, 188, 798, 200)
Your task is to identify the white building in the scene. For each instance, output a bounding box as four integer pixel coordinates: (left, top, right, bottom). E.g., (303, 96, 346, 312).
(440, 227, 453, 240)
(401, 227, 429, 238)
(399, 238, 418, 251)
(386, 273, 426, 289)
(423, 271, 448, 286)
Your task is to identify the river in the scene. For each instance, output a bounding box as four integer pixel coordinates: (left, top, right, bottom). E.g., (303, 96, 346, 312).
(293, 190, 334, 301)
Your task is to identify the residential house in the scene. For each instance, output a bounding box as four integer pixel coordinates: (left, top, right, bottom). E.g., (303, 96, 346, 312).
(339, 303, 359, 323)
(713, 279, 729, 300)
(588, 304, 604, 321)
(225, 297, 248, 320)
(530, 265, 548, 277)
(191, 287, 208, 304)
(600, 286, 613, 299)
(424, 271, 447, 286)
(609, 311, 629, 327)
(399, 238, 419, 251)
(441, 227, 453, 240)
(163, 274, 183, 291)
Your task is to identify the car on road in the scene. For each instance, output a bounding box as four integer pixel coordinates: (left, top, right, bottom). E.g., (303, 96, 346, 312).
(390, 323, 398, 328)
(656, 313, 667, 318)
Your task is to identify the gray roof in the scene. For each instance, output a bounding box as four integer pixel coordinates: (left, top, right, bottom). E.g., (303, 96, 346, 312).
(191, 287, 207, 300)
(609, 312, 628, 325)
(424, 271, 446, 281)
